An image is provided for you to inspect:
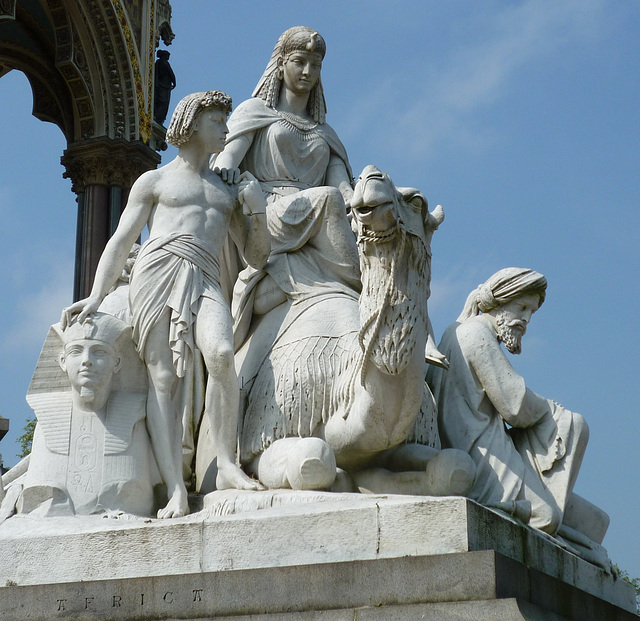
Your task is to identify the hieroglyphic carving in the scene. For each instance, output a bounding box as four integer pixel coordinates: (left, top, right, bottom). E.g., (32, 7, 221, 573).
(19, 313, 156, 517)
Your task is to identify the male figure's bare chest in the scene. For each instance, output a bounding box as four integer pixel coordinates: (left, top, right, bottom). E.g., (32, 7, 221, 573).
(158, 170, 232, 210)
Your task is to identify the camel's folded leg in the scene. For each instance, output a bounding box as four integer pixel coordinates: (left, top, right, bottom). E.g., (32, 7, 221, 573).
(248, 437, 337, 491)
(356, 445, 476, 497)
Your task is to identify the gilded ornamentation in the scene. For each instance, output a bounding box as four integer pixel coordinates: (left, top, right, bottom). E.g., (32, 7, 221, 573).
(112, 0, 154, 143)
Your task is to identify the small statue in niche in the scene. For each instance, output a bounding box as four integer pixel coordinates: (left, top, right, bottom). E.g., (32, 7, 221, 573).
(18, 313, 157, 517)
(154, 49, 176, 125)
(428, 268, 611, 567)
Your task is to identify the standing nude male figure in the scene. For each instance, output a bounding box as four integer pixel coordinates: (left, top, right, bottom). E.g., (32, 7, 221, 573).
(62, 91, 269, 518)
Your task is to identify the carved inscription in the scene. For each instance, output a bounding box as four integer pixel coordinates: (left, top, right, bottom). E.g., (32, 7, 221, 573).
(52, 587, 208, 615)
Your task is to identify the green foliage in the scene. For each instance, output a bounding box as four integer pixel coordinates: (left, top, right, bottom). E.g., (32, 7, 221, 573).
(17, 417, 36, 459)
(614, 564, 640, 612)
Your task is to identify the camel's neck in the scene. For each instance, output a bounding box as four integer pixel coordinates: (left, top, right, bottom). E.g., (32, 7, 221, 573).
(357, 230, 429, 376)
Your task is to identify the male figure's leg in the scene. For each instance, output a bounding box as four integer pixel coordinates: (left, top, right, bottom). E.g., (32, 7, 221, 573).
(195, 295, 263, 490)
(517, 464, 562, 534)
(143, 310, 189, 518)
(541, 411, 589, 515)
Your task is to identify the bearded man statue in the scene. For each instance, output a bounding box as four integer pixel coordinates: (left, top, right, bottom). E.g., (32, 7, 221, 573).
(428, 268, 610, 568)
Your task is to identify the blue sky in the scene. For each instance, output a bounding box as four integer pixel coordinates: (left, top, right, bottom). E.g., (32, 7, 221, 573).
(1, 1, 639, 578)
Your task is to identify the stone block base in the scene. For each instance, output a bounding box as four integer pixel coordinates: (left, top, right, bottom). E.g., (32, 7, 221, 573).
(0, 494, 636, 620)
(0, 551, 636, 620)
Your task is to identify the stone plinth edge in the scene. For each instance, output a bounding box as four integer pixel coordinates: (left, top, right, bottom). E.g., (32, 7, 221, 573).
(0, 551, 637, 621)
(0, 494, 635, 617)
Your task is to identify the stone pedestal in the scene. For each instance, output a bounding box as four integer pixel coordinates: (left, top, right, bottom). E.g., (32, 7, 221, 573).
(0, 494, 636, 620)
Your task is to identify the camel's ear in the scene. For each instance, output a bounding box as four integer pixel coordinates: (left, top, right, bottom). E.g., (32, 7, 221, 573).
(427, 204, 445, 230)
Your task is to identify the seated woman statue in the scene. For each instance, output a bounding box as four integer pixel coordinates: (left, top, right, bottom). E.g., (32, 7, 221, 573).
(197, 27, 452, 494)
(213, 26, 361, 349)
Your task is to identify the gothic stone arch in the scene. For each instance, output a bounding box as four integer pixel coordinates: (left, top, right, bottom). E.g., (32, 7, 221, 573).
(0, 0, 174, 299)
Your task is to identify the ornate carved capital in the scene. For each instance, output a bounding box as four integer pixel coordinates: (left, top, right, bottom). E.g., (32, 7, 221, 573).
(61, 137, 161, 193)
(156, 0, 174, 46)
(0, 0, 16, 19)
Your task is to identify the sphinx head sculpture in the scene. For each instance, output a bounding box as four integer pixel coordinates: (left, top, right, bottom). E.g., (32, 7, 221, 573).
(16, 312, 156, 517)
(56, 313, 126, 412)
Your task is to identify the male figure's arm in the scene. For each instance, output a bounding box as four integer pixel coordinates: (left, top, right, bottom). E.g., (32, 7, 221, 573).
(61, 172, 157, 327)
(459, 319, 549, 427)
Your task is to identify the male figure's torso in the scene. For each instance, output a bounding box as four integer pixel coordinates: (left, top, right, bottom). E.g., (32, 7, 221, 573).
(146, 163, 237, 261)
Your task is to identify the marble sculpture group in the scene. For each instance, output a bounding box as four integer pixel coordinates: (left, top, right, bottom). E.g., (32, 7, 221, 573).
(0, 26, 610, 570)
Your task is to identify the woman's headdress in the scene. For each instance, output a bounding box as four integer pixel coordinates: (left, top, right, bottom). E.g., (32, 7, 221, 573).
(253, 26, 327, 123)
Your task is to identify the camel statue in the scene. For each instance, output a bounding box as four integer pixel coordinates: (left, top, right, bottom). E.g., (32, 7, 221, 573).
(196, 165, 475, 495)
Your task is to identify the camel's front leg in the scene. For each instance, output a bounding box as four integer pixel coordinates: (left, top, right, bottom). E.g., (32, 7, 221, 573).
(247, 437, 337, 490)
(323, 348, 427, 470)
(353, 445, 476, 497)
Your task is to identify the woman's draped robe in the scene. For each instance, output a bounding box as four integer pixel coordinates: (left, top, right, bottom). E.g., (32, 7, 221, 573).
(216, 98, 362, 461)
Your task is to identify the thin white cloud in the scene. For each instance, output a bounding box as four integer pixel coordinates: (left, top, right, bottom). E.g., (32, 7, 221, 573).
(429, 261, 493, 323)
(345, 0, 605, 160)
(3, 256, 74, 354)
(438, 1, 602, 113)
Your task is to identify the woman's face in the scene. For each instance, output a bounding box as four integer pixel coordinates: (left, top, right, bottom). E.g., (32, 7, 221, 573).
(281, 51, 322, 96)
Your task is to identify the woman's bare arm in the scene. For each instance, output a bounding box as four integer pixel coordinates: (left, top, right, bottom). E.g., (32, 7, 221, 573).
(212, 132, 255, 184)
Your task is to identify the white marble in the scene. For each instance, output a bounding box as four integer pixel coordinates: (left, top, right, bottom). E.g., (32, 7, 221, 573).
(197, 163, 475, 497)
(8, 313, 157, 517)
(60, 91, 271, 518)
(0, 494, 633, 616)
(428, 268, 610, 568)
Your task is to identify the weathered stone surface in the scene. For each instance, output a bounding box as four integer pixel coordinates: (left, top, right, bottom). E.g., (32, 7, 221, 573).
(0, 494, 635, 619)
(428, 268, 609, 569)
(17, 314, 156, 518)
(0, 549, 635, 620)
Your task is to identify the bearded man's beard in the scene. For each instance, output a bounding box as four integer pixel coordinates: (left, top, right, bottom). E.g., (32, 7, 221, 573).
(496, 309, 526, 354)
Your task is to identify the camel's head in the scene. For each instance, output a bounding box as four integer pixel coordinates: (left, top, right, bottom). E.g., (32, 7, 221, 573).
(351, 165, 400, 239)
(351, 165, 444, 245)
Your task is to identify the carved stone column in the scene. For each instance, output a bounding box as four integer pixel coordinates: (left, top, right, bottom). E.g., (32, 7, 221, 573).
(61, 138, 161, 300)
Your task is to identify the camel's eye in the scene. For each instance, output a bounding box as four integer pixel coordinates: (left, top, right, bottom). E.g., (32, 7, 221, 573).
(408, 195, 426, 213)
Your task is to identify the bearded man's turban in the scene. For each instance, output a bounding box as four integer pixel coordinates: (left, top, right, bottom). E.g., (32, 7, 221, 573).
(457, 267, 547, 322)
